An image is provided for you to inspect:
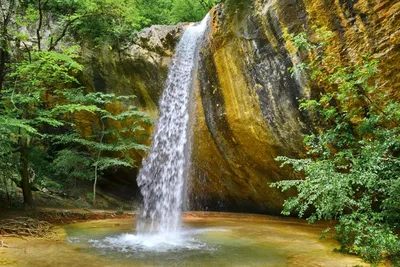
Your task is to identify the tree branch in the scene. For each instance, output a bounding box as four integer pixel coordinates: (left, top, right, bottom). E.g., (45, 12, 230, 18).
(93, 117, 105, 207)
(198, 0, 208, 11)
(0, 0, 14, 94)
(36, 0, 48, 51)
(0, 0, 6, 23)
(0, 0, 14, 25)
(48, 15, 82, 51)
(5, 0, 14, 25)
(21, 41, 32, 63)
(355, 84, 400, 127)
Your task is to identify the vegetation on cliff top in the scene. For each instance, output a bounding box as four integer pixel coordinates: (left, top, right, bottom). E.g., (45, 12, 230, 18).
(273, 27, 400, 265)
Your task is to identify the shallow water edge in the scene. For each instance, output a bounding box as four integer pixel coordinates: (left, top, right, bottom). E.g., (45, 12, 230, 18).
(0, 212, 369, 267)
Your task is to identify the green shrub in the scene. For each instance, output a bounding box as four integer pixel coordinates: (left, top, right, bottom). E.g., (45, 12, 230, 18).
(86, 192, 94, 201)
(272, 27, 400, 265)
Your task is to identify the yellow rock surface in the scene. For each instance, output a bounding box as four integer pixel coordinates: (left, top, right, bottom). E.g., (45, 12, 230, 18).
(188, 0, 400, 213)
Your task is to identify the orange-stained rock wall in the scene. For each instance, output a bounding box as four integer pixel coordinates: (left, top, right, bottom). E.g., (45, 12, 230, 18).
(187, 0, 400, 213)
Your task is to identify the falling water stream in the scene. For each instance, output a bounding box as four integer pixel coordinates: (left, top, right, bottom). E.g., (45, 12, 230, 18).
(136, 14, 210, 235)
(81, 14, 212, 252)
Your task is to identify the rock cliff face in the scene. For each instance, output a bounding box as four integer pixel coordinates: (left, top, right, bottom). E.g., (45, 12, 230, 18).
(80, 24, 185, 119)
(189, 3, 307, 214)
(82, 0, 399, 213)
(187, 0, 400, 214)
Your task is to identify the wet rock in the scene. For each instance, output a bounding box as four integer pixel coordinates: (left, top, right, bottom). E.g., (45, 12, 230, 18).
(134, 24, 186, 56)
(187, 0, 400, 214)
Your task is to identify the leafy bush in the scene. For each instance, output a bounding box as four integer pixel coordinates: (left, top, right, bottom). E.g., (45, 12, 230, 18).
(86, 192, 94, 201)
(272, 27, 400, 264)
(116, 207, 124, 215)
(138, 0, 219, 25)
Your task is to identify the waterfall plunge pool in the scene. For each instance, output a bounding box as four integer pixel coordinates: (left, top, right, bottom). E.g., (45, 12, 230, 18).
(1, 212, 366, 267)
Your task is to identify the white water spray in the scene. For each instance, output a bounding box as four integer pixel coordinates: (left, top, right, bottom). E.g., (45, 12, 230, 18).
(136, 14, 210, 235)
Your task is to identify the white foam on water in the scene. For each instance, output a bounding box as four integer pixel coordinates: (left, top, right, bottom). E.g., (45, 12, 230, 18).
(88, 227, 228, 253)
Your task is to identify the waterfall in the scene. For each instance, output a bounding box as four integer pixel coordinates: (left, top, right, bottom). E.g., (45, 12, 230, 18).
(137, 14, 210, 234)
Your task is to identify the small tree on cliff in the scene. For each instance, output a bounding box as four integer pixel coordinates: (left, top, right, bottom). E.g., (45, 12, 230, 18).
(51, 89, 151, 206)
(272, 27, 400, 264)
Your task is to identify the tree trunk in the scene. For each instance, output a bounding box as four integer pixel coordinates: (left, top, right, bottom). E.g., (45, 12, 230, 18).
(93, 118, 105, 207)
(0, 0, 15, 94)
(0, 49, 7, 93)
(20, 140, 35, 210)
(93, 162, 98, 207)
